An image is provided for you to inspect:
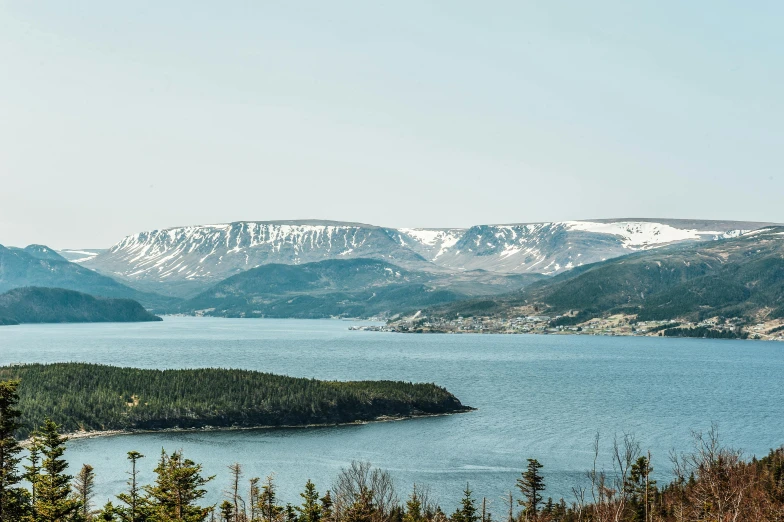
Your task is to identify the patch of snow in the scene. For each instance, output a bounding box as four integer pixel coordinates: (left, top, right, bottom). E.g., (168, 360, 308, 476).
(565, 221, 704, 248)
(741, 228, 773, 237)
(398, 228, 442, 246)
(499, 245, 521, 259)
(398, 228, 463, 260)
(59, 250, 100, 263)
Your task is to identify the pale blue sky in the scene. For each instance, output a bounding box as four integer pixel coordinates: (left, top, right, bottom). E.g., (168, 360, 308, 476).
(1, 1, 782, 248)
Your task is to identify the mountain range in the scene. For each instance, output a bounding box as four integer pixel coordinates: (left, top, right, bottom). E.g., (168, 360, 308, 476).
(66, 218, 774, 298)
(3, 217, 782, 322)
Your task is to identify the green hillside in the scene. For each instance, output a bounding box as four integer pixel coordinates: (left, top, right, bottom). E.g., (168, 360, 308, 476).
(0, 287, 162, 325)
(179, 258, 539, 319)
(416, 227, 784, 324)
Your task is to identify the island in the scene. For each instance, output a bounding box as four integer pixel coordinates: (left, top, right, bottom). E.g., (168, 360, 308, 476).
(0, 363, 472, 439)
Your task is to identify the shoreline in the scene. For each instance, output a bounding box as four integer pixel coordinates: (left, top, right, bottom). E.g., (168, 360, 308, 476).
(384, 311, 784, 342)
(387, 330, 784, 342)
(378, 323, 784, 342)
(25, 409, 475, 445)
(388, 330, 784, 342)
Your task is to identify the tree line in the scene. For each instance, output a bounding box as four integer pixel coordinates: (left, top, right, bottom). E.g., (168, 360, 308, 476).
(1, 379, 783, 521)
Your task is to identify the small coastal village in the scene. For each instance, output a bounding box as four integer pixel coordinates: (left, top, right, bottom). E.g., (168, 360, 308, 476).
(352, 314, 784, 341)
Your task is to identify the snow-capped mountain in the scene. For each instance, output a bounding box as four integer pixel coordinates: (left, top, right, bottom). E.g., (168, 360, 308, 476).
(70, 218, 775, 296)
(76, 221, 428, 294)
(426, 220, 749, 275)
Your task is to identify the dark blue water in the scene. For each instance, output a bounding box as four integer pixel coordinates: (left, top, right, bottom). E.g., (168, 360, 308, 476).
(1, 317, 782, 512)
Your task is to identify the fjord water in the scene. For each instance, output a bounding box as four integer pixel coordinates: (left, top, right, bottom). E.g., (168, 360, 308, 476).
(1, 317, 782, 510)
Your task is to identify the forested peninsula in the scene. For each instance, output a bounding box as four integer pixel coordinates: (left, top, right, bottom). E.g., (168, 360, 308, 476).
(0, 363, 471, 438)
(0, 287, 162, 325)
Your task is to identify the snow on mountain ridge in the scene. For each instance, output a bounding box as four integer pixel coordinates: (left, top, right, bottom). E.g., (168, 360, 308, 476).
(73, 219, 768, 295)
(85, 222, 426, 287)
(563, 221, 749, 248)
(113, 223, 377, 261)
(565, 221, 702, 248)
(396, 228, 464, 260)
(397, 228, 446, 246)
(413, 221, 753, 275)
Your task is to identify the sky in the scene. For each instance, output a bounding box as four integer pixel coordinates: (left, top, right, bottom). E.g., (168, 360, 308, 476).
(1, 1, 782, 249)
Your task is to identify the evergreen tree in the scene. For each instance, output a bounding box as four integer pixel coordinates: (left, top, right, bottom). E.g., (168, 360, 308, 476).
(389, 505, 404, 522)
(248, 478, 261, 522)
(319, 491, 333, 522)
(451, 484, 478, 522)
(257, 475, 283, 522)
(516, 459, 544, 521)
(219, 500, 234, 522)
(625, 455, 656, 522)
(542, 498, 553, 517)
(297, 480, 321, 522)
(284, 503, 298, 522)
(555, 499, 567, 520)
(73, 464, 96, 521)
(97, 501, 118, 522)
(432, 507, 447, 522)
(0, 379, 29, 521)
(24, 431, 43, 521)
(342, 487, 375, 522)
(34, 418, 81, 521)
(403, 485, 423, 522)
(143, 449, 214, 522)
(116, 451, 145, 522)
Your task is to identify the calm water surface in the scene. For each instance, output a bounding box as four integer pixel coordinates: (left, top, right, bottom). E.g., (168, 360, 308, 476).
(1, 317, 782, 510)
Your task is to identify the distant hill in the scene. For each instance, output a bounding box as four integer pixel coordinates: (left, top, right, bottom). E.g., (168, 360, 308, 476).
(178, 257, 543, 319)
(9, 244, 68, 262)
(413, 227, 784, 324)
(67, 219, 774, 297)
(180, 258, 465, 319)
(0, 244, 177, 310)
(0, 287, 162, 324)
